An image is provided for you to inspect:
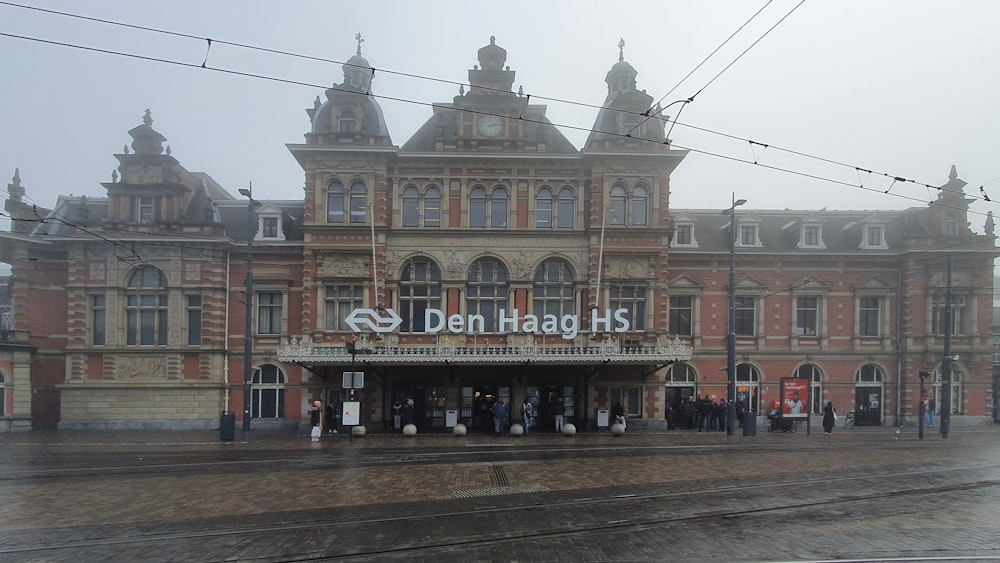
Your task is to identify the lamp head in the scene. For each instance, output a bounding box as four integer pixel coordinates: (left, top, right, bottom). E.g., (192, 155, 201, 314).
(238, 188, 252, 198)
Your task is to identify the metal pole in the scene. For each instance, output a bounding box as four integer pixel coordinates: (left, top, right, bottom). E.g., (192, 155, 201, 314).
(941, 254, 952, 439)
(240, 184, 255, 439)
(726, 194, 739, 436)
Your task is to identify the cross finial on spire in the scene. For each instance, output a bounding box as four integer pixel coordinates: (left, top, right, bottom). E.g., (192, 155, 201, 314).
(355, 32, 364, 56)
(618, 38, 625, 62)
(143, 108, 153, 126)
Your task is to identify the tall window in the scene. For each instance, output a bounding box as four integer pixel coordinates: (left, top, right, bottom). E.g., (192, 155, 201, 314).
(338, 110, 356, 133)
(349, 181, 367, 223)
(736, 363, 761, 412)
(490, 187, 508, 228)
(740, 225, 757, 246)
(609, 185, 627, 225)
(933, 369, 962, 414)
(251, 364, 286, 419)
(803, 226, 820, 246)
(257, 292, 283, 335)
(399, 257, 442, 332)
(610, 386, 641, 417)
(92, 294, 106, 346)
(186, 294, 202, 346)
(932, 294, 966, 336)
(536, 187, 553, 228)
(734, 295, 756, 336)
(675, 224, 692, 245)
(402, 186, 419, 227)
(557, 187, 575, 228)
(126, 266, 168, 346)
(632, 186, 648, 226)
(262, 217, 279, 239)
(326, 285, 365, 331)
(866, 226, 883, 247)
(609, 285, 646, 331)
(669, 296, 692, 336)
(326, 181, 344, 223)
(796, 296, 818, 336)
(859, 296, 881, 337)
(424, 186, 441, 227)
(470, 187, 487, 228)
(796, 364, 823, 414)
(138, 196, 155, 223)
(467, 258, 509, 332)
(533, 258, 575, 318)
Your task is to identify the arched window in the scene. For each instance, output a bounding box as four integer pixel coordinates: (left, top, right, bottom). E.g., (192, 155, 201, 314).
(126, 266, 168, 346)
(796, 364, 823, 414)
(326, 181, 344, 223)
(536, 187, 553, 228)
(399, 257, 442, 332)
(736, 363, 761, 413)
(349, 181, 367, 223)
(609, 185, 627, 225)
(251, 364, 286, 418)
(467, 258, 509, 332)
(424, 186, 441, 227)
(339, 110, 356, 133)
(533, 258, 575, 319)
(470, 187, 487, 228)
(491, 187, 508, 228)
(557, 187, 575, 229)
(666, 363, 696, 383)
(632, 185, 648, 226)
(402, 186, 419, 227)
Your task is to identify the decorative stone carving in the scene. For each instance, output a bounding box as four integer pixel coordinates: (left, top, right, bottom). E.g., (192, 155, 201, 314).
(317, 254, 369, 278)
(117, 356, 167, 380)
(604, 256, 649, 279)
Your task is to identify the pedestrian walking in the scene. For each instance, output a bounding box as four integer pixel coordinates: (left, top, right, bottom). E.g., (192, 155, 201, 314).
(324, 401, 337, 434)
(492, 399, 508, 436)
(552, 395, 565, 433)
(521, 397, 533, 436)
(392, 400, 403, 431)
(309, 400, 323, 442)
(822, 401, 837, 435)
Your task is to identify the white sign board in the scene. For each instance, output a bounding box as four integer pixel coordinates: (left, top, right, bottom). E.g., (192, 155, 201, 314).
(342, 371, 364, 389)
(342, 401, 361, 426)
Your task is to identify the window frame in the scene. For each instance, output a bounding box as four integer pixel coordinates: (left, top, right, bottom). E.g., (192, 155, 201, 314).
(256, 291, 284, 336)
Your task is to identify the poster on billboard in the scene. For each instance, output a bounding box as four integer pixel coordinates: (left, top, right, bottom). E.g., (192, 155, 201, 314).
(780, 378, 809, 419)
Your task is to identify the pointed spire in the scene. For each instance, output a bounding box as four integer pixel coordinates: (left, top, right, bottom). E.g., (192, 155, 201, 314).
(949, 164, 958, 180)
(7, 168, 24, 200)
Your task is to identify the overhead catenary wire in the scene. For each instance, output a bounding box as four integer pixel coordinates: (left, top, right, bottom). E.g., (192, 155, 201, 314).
(0, 4, 995, 216)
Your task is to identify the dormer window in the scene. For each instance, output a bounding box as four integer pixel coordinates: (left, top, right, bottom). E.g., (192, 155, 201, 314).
(262, 217, 279, 238)
(339, 111, 356, 133)
(943, 220, 958, 237)
(739, 224, 758, 247)
(673, 224, 698, 247)
(138, 196, 156, 223)
(860, 225, 888, 249)
(796, 224, 826, 249)
(254, 204, 285, 241)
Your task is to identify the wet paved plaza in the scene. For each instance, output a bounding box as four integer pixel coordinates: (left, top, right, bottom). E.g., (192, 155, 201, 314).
(1, 425, 998, 562)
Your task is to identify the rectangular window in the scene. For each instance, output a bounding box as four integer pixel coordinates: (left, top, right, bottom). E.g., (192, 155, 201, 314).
(803, 226, 819, 246)
(943, 221, 958, 236)
(536, 199, 552, 228)
(470, 198, 486, 228)
(932, 295, 965, 336)
(424, 195, 441, 227)
(675, 225, 692, 245)
(610, 387, 641, 417)
(257, 292, 283, 335)
(796, 296, 818, 336)
(668, 296, 692, 336)
(127, 294, 168, 345)
(138, 196, 155, 223)
(325, 285, 364, 331)
(609, 286, 645, 331)
(734, 295, 756, 336)
(262, 217, 279, 238)
(740, 225, 756, 246)
(187, 294, 202, 346)
(92, 295, 106, 345)
(557, 197, 574, 229)
(866, 226, 882, 247)
(327, 193, 344, 223)
(859, 297, 880, 337)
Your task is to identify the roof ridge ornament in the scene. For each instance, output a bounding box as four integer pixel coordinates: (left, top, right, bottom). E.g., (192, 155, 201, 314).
(355, 32, 364, 56)
(618, 38, 625, 62)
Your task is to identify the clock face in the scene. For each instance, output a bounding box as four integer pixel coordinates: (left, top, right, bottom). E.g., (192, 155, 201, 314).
(478, 114, 504, 137)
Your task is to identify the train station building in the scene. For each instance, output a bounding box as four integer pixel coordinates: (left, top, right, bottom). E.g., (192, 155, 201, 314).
(0, 37, 996, 432)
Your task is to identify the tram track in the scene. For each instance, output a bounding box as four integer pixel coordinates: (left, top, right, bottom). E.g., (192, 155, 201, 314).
(1, 462, 998, 561)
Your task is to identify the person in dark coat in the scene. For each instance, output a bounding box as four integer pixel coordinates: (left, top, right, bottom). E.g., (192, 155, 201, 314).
(822, 401, 837, 434)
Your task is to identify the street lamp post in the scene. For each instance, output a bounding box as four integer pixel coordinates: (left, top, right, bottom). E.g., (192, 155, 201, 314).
(238, 185, 259, 439)
(723, 195, 747, 436)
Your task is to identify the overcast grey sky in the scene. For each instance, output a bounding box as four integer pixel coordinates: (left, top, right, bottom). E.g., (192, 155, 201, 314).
(2, 1, 998, 233)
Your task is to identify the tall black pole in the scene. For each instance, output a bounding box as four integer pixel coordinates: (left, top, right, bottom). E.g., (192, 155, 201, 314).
(241, 184, 255, 439)
(726, 195, 743, 436)
(941, 254, 952, 439)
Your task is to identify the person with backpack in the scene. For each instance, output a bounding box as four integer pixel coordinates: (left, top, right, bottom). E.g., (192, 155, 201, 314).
(521, 397, 533, 436)
(491, 399, 508, 436)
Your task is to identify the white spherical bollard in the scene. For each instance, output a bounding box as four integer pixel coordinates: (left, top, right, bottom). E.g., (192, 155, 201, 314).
(402, 423, 417, 437)
(610, 422, 625, 436)
(352, 425, 366, 437)
(562, 423, 577, 436)
(452, 423, 467, 436)
(509, 423, 524, 436)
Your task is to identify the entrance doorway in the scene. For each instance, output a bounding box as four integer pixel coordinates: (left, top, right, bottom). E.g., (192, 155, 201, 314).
(854, 386, 882, 426)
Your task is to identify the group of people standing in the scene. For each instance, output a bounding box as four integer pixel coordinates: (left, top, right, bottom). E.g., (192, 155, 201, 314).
(667, 396, 746, 432)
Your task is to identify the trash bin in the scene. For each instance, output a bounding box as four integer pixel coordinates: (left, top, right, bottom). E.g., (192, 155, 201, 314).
(220, 411, 236, 441)
(596, 409, 609, 428)
(742, 411, 757, 436)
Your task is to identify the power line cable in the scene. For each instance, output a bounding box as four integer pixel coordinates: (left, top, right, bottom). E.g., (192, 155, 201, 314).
(0, 21, 993, 216)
